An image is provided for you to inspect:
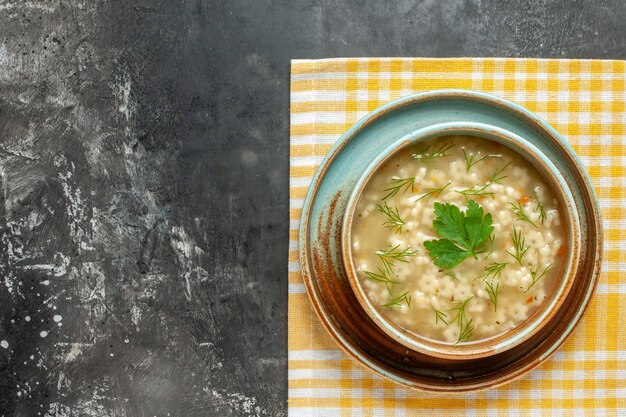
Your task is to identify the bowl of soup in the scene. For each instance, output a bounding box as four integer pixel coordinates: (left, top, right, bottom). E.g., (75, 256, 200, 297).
(299, 90, 602, 390)
(342, 122, 580, 360)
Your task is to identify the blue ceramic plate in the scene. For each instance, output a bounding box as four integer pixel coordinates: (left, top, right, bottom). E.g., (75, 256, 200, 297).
(298, 90, 602, 391)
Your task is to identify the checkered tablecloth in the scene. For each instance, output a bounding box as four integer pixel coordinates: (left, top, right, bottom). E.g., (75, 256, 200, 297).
(289, 58, 625, 416)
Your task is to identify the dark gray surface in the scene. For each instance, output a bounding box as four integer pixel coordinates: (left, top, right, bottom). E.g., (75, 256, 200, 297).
(0, 1, 624, 416)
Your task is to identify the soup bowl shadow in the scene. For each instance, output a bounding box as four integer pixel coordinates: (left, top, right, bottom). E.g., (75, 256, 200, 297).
(342, 122, 580, 361)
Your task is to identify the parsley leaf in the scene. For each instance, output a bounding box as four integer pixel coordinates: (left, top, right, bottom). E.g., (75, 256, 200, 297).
(423, 200, 494, 269)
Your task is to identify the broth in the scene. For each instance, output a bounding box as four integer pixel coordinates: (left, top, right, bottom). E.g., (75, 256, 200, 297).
(351, 135, 568, 343)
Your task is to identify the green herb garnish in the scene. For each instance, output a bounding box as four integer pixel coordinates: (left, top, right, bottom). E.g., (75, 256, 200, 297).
(488, 161, 511, 184)
(383, 291, 412, 309)
(412, 142, 455, 162)
(484, 279, 500, 311)
(363, 268, 398, 293)
(506, 228, 528, 266)
(382, 177, 415, 201)
(414, 182, 451, 203)
(449, 296, 475, 344)
(463, 150, 501, 173)
(456, 184, 495, 200)
(376, 244, 418, 274)
(478, 262, 508, 281)
(525, 265, 554, 292)
(508, 200, 538, 228)
(445, 271, 460, 281)
(434, 308, 449, 325)
(536, 199, 547, 224)
(423, 200, 494, 269)
(377, 202, 405, 233)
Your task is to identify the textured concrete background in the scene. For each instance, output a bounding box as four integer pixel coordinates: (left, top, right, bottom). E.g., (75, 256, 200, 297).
(0, 1, 624, 416)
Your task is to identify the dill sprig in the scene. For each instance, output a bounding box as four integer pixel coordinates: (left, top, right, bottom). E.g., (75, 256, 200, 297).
(478, 262, 508, 281)
(434, 308, 449, 325)
(456, 183, 495, 200)
(449, 296, 475, 344)
(363, 268, 398, 293)
(383, 291, 412, 309)
(535, 199, 547, 224)
(376, 202, 405, 233)
(376, 244, 418, 274)
(488, 161, 511, 184)
(508, 200, 538, 228)
(414, 182, 451, 203)
(445, 271, 460, 281)
(525, 264, 554, 292)
(382, 176, 415, 201)
(463, 150, 501, 173)
(482, 235, 496, 260)
(484, 279, 500, 311)
(506, 228, 528, 266)
(483, 250, 495, 261)
(412, 142, 455, 162)
(457, 318, 476, 343)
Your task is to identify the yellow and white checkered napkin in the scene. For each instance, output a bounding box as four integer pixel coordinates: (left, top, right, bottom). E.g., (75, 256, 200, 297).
(289, 58, 625, 416)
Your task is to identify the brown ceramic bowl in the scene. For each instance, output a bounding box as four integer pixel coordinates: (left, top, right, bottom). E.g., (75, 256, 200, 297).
(298, 90, 602, 391)
(342, 123, 579, 361)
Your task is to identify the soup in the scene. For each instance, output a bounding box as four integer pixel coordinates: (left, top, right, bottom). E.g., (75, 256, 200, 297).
(350, 135, 568, 344)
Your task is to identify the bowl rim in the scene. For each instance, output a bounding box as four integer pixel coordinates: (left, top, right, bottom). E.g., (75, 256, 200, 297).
(298, 89, 603, 391)
(341, 121, 581, 360)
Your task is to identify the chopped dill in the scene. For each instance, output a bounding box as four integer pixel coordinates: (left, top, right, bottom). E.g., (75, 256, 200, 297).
(412, 142, 455, 162)
(484, 279, 500, 312)
(414, 182, 451, 203)
(488, 161, 511, 184)
(478, 262, 508, 281)
(506, 228, 529, 267)
(456, 183, 495, 200)
(508, 200, 538, 228)
(434, 309, 449, 325)
(536, 199, 547, 224)
(376, 202, 405, 234)
(445, 271, 460, 281)
(363, 268, 398, 293)
(525, 264, 554, 292)
(463, 149, 502, 173)
(376, 244, 418, 274)
(382, 176, 415, 201)
(383, 291, 412, 309)
(449, 296, 475, 344)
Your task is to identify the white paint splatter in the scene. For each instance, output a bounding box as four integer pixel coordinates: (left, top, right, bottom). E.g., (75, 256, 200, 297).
(0, 340, 8, 349)
(3, 276, 14, 295)
(204, 388, 267, 416)
(21, 252, 71, 277)
(0, 2, 57, 12)
(53, 315, 63, 322)
(56, 158, 95, 252)
(40, 331, 48, 338)
(77, 262, 106, 302)
(25, 315, 31, 322)
(45, 402, 74, 417)
(115, 64, 135, 121)
(57, 342, 92, 363)
(170, 226, 208, 301)
(130, 305, 141, 327)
